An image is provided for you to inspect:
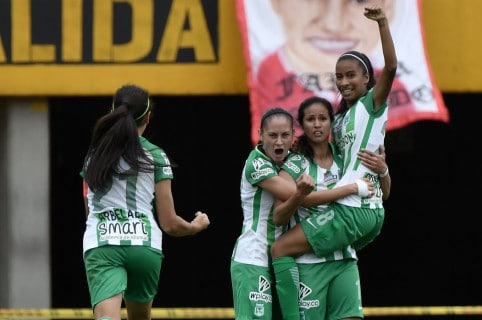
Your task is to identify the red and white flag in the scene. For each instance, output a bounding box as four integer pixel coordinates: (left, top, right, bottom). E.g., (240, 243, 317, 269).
(236, 0, 450, 145)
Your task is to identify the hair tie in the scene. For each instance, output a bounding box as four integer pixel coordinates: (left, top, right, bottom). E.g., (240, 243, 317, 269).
(340, 53, 368, 73)
(135, 99, 150, 120)
(111, 100, 150, 120)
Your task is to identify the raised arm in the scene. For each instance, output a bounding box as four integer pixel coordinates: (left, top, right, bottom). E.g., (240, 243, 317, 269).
(365, 7, 397, 110)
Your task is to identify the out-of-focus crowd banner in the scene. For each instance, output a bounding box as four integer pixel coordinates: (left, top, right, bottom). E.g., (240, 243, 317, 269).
(0, 0, 479, 96)
(237, 0, 451, 144)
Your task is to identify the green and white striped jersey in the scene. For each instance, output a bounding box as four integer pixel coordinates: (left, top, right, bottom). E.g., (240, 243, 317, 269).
(284, 144, 358, 263)
(332, 88, 387, 208)
(231, 145, 286, 267)
(82, 136, 173, 255)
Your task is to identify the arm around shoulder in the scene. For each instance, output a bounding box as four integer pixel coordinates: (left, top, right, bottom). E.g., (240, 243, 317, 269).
(272, 172, 314, 227)
(301, 182, 360, 208)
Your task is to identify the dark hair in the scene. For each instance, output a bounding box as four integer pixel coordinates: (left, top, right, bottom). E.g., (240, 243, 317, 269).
(294, 96, 334, 159)
(256, 107, 295, 146)
(83, 84, 155, 191)
(260, 107, 294, 130)
(335, 51, 375, 116)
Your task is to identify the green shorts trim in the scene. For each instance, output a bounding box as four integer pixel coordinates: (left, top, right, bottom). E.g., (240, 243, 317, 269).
(84, 245, 163, 308)
(300, 202, 384, 257)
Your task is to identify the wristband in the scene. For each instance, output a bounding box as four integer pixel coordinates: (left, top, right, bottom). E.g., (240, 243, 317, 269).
(380, 167, 389, 178)
(355, 179, 370, 197)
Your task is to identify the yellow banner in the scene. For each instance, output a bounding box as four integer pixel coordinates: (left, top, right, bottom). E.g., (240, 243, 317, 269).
(0, 0, 247, 95)
(0, 0, 481, 95)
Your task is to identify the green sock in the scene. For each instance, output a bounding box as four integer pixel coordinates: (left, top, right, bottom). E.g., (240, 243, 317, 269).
(272, 256, 300, 320)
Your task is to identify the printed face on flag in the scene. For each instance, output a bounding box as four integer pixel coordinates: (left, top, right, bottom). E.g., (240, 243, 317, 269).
(236, 0, 449, 146)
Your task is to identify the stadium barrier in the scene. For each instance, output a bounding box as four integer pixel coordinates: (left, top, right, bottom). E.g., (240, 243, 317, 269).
(1, 306, 482, 319)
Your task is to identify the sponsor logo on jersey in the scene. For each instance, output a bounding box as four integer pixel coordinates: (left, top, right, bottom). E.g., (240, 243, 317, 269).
(336, 131, 355, 152)
(251, 168, 275, 180)
(252, 158, 270, 171)
(249, 275, 272, 303)
(323, 171, 338, 186)
(299, 282, 320, 309)
(284, 160, 301, 174)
